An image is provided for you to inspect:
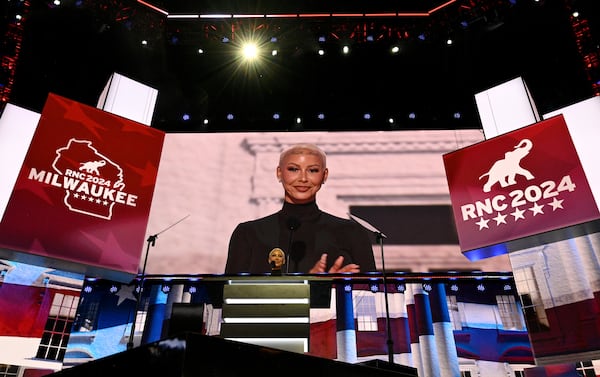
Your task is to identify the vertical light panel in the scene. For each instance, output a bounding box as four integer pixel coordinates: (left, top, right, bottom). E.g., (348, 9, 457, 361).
(474, 76, 540, 139)
(0, 104, 40, 221)
(544, 96, 600, 214)
(97, 72, 158, 126)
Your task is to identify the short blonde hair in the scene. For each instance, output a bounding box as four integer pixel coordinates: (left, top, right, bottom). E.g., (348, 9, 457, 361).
(279, 143, 327, 168)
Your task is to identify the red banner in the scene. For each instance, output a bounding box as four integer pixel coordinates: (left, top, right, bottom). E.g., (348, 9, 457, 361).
(444, 115, 599, 259)
(0, 93, 165, 280)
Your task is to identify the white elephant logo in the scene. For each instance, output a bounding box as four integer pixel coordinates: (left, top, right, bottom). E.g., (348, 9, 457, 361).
(479, 139, 535, 193)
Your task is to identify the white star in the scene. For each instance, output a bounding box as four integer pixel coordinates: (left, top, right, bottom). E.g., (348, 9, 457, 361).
(115, 284, 137, 305)
(549, 197, 564, 211)
(511, 207, 526, 221)
(529, 202, 544, 216)
(476, 217, 490, 230)
(493, 212, 507, 225)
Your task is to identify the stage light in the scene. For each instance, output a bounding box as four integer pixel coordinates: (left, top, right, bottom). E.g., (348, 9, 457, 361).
(182, 113, 190, 121)
(241, 42, 259, 60)
(318, 49, 325, 56)
(197, 48, 204, 54)
(271, 49, 278, 56)
(363, 113, 371, 120)
(203, 118, 209, 125)
(290, 117, 303, 131)
(317, 113, 325, 120)
(318, 35, 326, 42)
(273, 113, 280, 120)
(222, 37, 230, 43)
(453, 112, 461, 119)
(227, 113, 234, 120)
(408, 112, 416, 119)
(342, 45, 350, 55)
(391, 45, 400, 54)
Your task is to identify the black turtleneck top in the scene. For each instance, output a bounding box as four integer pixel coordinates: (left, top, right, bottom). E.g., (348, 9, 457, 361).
(224, 201, 376, 274)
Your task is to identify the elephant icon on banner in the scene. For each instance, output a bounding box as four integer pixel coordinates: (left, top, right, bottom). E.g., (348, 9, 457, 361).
(479, 139, 535, 193)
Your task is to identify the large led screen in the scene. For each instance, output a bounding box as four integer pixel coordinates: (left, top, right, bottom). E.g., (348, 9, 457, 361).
(143, 130, 513, 275)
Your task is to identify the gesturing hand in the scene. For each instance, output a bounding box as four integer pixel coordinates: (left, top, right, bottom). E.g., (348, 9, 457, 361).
(309, 253, 360, 274)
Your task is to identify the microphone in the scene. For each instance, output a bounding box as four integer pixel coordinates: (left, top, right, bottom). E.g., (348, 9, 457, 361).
(270, 260, 282, 276)
(286, 216, 300, 231)
(285, 217, 300, 273)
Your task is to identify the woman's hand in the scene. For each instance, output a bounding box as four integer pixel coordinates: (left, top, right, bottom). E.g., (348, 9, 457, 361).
(309, 253, 360, 274)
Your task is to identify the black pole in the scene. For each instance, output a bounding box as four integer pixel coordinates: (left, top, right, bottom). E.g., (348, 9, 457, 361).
(126, 234, 156, 350)
(377, 232, 394, 364)
(125, 214, 190, 350)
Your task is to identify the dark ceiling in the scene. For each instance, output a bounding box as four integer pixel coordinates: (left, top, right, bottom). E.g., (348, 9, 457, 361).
(3, 0, 599, 132)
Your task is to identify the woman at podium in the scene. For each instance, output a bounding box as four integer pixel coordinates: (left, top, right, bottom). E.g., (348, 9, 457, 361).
(225, 143, 376, 274)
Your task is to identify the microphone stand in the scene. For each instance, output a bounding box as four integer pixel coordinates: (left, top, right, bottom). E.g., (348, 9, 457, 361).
(126, 214, 190, 350)
(285, 217, 299, 274)
(348, 213, 394, 364)
(377, 231, 394, 364)
(286, 232, 294, 274)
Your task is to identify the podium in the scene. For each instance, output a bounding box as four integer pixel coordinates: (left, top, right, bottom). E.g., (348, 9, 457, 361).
(220, 278, 311, 353)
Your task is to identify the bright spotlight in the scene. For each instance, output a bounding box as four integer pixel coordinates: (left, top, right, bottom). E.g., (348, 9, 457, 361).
(241, 43, 259, 60)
